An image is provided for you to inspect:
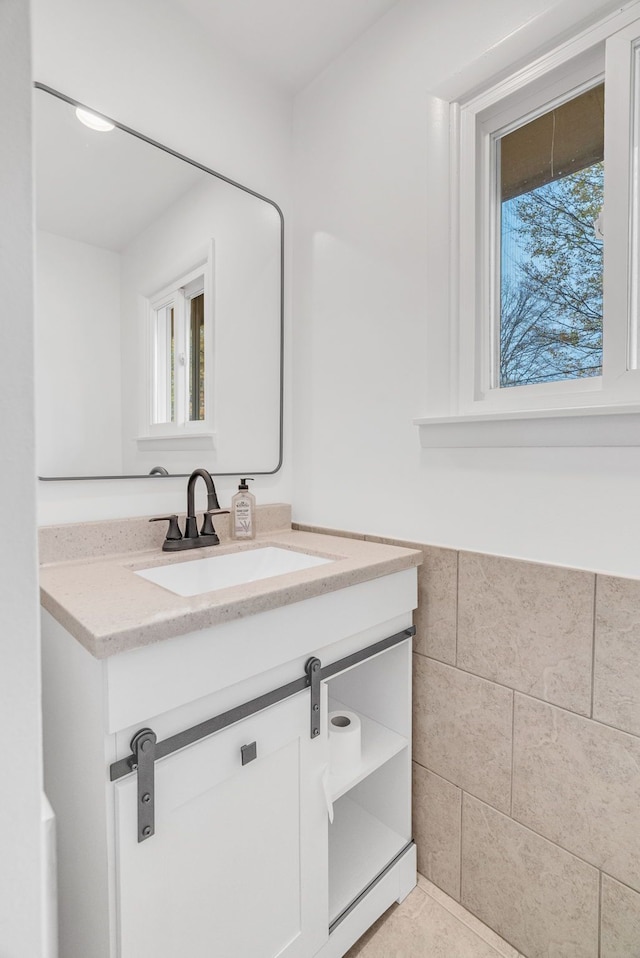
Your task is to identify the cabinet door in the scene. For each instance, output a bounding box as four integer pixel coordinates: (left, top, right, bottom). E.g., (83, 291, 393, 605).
(114, 692, 328, 958)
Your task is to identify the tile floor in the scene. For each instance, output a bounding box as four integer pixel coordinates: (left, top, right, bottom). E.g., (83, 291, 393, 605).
(345, 875, 526, 958)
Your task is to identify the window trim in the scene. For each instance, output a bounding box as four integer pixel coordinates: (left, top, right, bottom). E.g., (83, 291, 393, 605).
(138, 244, 215, 445)
(488, 77, 605, 392)
(457, 43, 611, 416)
(485, 58, 605, 404)
(415, 404, 640, 447)
(417, 2, 640, 445)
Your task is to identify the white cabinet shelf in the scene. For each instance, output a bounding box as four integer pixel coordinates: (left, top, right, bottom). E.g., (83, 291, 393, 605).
(328, 698, 408, 803)
(328, 795, 407, 925)
(324, 638, 413, 935)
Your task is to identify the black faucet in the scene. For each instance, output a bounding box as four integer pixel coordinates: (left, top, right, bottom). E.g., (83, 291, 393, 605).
(150, 468, 229, 552)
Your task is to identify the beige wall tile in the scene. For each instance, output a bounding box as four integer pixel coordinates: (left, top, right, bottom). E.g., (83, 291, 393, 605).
(594, 575, 640, 737)
(366, 538, 457, 664)
(462, 795, 599, 958)
(413, 763, 461, 900)
(413, 656, 513, 813)
(457, 553, 594, 716)
(601, 875, 640, 958)
(512, 695, 640, 893)
(413, 545, 457, 665)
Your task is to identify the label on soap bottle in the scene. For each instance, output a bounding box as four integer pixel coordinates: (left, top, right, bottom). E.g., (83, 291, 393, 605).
(233, 496, 253, 538)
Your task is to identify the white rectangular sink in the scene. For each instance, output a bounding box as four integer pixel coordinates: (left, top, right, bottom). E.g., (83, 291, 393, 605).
(135, 546, 333, 597)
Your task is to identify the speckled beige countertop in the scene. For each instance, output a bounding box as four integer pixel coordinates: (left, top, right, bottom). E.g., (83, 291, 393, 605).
(39, 506, 421, 659)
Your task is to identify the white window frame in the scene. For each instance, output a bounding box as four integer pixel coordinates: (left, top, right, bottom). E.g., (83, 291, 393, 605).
(451, 4, 640, 421)
(139, 245, 214, 443)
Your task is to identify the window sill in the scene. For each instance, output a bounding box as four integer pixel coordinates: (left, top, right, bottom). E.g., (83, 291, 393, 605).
(136, 432, 216, 452)
(414, 405, 640, 447)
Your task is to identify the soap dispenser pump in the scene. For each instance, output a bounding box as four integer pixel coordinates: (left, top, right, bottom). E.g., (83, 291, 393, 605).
(231, 478, 256, 540)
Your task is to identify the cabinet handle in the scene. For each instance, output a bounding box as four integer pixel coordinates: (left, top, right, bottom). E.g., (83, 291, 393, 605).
(241, 742, 257, 765)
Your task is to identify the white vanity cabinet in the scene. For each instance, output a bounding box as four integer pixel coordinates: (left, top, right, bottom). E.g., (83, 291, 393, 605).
(41, 565, 418, 958)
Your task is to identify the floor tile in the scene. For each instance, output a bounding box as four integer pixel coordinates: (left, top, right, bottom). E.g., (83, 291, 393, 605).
(417, 876, 518, 957)
(345, 877, 517, 958)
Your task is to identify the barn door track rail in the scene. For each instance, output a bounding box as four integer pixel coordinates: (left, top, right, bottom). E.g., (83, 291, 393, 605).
(109, 625, 416, 842)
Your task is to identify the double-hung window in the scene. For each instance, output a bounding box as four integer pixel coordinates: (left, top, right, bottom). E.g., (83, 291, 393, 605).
(144, 259, 213, 440)
(452, 6, 640, 422)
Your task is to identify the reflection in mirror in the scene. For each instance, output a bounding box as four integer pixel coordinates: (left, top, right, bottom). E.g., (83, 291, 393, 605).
(150, 265, 208, 428)
(34, 85, 283, 480)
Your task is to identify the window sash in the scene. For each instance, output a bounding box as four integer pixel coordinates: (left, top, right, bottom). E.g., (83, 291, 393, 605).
(492, 82, 605, 391)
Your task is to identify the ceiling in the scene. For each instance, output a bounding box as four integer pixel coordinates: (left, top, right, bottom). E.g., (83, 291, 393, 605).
(34, 1, 406, 249)
(171, 0, 402, 93)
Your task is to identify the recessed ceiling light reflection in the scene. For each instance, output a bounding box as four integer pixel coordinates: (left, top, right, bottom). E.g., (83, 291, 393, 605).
(75, 107, 115, 133)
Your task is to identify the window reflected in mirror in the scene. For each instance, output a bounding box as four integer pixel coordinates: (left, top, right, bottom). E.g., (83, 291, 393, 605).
(150, 268, 207, 427)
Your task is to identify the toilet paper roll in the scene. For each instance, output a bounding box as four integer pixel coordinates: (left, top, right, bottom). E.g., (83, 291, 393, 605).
(328, 710, 362, 771)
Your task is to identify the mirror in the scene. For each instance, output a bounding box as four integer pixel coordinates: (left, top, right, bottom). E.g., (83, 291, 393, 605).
(34, 84, 283, 480)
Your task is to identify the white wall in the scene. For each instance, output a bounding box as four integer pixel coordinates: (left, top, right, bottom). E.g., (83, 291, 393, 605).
(33, 0, 293, 524)
(36, 231, 123, 476)
(0, 1, 44, 953)
(292, 0, 640, 577)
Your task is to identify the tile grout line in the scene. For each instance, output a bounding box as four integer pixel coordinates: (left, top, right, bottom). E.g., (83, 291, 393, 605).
(417, 759, 619, 883)
(514, 687, 640, 742)
(598, 869, 603, 958)
(413, 647, 455, 666)
(421, 654, 517, 694)
(510, 690, 516, 817)
(590, 575, 598, 720)
(459, 787, 464, 904)
(598, 871, 640, 895)
(419, 652, 640, 741)
(470, 791, 610, 880)
(455, 550, 460, 666)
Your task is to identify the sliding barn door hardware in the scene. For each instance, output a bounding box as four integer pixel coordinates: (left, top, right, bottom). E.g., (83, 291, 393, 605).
(130, 728, 156, 842)
(111, 625, 415, 842)
(306, 657, 321, 739)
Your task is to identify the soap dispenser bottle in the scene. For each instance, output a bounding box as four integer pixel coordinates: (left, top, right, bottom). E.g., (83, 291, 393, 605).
(231, 478, 256, 540)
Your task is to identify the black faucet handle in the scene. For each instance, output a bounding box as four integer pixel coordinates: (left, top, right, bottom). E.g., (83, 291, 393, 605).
(200, 509, 230, 537)
(149, 515, 183, 541)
